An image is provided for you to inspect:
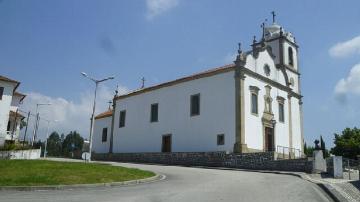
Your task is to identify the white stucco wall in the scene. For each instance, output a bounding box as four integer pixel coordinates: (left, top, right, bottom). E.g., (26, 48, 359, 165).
(291, 97, 302, 151)
(243, 51, 293, 151)
(110, 71, 236, 153)
(244, 74, 290, 151)
(93, 116, 111, 153)
(0, 81, 16, 146)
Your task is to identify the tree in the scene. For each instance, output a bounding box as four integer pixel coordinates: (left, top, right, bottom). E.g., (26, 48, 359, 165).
(33, 140, 45, 156)
(331, 127, 360, 159)
(304, 142, 315, 157)
(62, 131, 84, 158)
(46, 131, 62, 157)
(320, 135, 329, 158)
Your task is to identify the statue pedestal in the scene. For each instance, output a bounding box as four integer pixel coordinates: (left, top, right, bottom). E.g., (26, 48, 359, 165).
(312, 150, 327, 173)
(333, 156, 343, 179)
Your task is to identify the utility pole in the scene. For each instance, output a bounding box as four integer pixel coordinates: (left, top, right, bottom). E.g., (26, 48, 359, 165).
(22, 111, 30, 147)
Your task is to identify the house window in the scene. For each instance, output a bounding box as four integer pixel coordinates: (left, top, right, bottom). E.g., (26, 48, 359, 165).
(288, 47, 294, 66)
(277, 96, 285, 123)
(249, 86, 259, 115)
(0, 87, 4, 100)
(102, 128, 107, 142)
(190, 94, 200, 116)
(119, 110, 126, 128)
(217, 134, 225, 145)
(150, 103, 158, 122)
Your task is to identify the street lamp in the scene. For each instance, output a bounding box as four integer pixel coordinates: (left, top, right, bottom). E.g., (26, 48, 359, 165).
(43, 119, 58, 158)
(81, 72, 114, 161)
(32, 103, 52, 146)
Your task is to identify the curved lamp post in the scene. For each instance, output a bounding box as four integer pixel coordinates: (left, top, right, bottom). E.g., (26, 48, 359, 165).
(81, 72, 114, 162)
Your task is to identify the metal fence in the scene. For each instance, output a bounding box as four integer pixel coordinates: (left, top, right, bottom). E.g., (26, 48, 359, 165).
(343, 158, 360, 180)
(276, 145, 302, 159)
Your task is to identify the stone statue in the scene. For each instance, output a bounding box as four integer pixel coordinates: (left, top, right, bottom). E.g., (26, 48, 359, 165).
(314, 139, 321, 150)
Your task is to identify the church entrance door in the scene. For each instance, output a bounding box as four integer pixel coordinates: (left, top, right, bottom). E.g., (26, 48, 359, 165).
(265, 127, 274, 152)
(162, 134, 172, 152)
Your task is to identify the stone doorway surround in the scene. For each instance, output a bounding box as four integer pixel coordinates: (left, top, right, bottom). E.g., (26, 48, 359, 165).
(262, 85, 276, 152)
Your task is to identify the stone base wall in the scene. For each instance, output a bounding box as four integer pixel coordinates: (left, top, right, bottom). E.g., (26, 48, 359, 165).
(93, 151, 313, 173)
(0, 149, 41, 160)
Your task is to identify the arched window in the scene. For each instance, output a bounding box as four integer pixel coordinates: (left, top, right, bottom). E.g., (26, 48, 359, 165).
(288, 47, 294, 66)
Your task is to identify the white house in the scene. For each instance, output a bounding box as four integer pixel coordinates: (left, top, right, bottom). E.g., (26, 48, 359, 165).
(0, 75, 26, 147)
(93, 19, 304, 156)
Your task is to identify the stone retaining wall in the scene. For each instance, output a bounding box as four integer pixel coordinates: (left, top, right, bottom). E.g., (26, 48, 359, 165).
(0, 149, 41, 160)
(93, 151, 313, 173)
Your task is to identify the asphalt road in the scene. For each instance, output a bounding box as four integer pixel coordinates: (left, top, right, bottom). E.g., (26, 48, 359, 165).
(0, 161, 332, 202)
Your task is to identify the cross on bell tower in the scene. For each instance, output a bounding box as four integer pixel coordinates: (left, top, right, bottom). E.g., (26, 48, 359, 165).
(108, 100, 112, 110)
(271, 11, 276, 23)
(141, 77, 145, 89)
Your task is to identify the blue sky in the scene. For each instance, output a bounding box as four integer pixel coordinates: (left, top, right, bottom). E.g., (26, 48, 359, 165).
(1, 0, 360, 148)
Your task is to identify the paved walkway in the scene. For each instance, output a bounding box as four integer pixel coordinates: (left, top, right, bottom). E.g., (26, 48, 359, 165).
(305, 174, 360, 202)
(0, 159, 332, 202)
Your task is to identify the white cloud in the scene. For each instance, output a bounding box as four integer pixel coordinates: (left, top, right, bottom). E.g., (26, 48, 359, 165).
(329, 35, 360, 58)
(19, 85, 128, 141)
(334, 63, 360, 101)
(146, 0, 179, 20)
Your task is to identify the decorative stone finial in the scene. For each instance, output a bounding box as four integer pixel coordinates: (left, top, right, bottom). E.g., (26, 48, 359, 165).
(237, 42, 242, 54)
(253, 35, 257, 44)
(261, 21, 266, 39)
(280, 27, 283, 36)
(234, 42, 246, 66)
(114, 85, 119, 96)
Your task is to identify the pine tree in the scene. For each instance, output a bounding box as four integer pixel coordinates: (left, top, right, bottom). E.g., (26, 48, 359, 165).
(320, 135, 326, 158)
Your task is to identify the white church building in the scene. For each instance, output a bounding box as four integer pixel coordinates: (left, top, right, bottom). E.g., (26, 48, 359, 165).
(93, 17, 304, 156)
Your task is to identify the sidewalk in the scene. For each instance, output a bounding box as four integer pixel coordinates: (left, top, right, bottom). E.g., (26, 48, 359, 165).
(304, 173, 360, 202)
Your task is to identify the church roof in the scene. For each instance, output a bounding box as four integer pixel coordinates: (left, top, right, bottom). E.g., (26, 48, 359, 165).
(114, 64, 236, 101)
(95, 110, 113, 120)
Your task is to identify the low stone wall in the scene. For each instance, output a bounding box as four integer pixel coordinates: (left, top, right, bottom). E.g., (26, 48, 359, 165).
(93, 151, 313, 173)
(0, 149, 41, 160)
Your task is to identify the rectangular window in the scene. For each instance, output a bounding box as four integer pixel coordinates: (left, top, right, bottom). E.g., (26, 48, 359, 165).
(150, 103, 158, 122)
(279, 103, 285, 122)
(251, 93, 258, 114)
(190, 94, 200, 116)
(217, 134, 225, 145)
(102, 128, 107, 142)
(0, 87, 4, 100)
(119, 110, 126, 128)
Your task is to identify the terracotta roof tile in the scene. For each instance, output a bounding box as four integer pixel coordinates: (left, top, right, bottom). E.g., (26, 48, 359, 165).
(95, 110, 113, 120)
(115, 64, 235, 100)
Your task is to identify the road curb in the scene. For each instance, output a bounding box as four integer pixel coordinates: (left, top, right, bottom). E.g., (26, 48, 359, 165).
(0, 174, 165, 191)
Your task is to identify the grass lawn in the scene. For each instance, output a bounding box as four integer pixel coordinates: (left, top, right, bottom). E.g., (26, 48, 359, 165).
(0, 160, 155, 186)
